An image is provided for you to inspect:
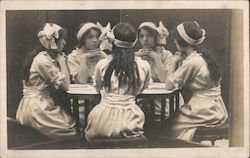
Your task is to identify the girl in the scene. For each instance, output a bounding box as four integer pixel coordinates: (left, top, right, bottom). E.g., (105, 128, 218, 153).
(16, 23, 76, 139)
(166, 21, 228, 140)
(67, 22, 108, 126)
(136, 21, 171, 82)
(84, 23, 151, 142)
(67, 22, 107, 84)
(135, 22, 183, 120)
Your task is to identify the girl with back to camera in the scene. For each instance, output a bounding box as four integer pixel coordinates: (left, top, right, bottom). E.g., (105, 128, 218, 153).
(16, 23, 76, 139)
(84, 23, 151, 142)
(165, 21, 228, 140)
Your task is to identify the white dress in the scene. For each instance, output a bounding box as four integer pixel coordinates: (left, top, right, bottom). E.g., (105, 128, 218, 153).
(67, 49, 107, 83)
(67, 49, 107, 125)
(16, 51, 76, 139)
(135, 47, 183, 118)
(168, 52, 228, 140)
(84, 56, 151, 142)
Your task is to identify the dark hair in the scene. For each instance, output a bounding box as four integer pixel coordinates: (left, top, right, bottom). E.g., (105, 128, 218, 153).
(103, 23, 140, 94)
(76, 23, 101, 48)
(22, 24, 66, 82)
(138, 26, 158, 46)
(173, 22, 221, 83)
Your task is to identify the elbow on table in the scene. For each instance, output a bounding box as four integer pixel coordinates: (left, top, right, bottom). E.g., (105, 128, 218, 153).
(60, 82, 69, 91)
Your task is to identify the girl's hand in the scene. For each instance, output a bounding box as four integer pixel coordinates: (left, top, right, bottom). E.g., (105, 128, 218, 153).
(148, 51, 162, 63)
(141, 53, 154, 65)
(172, 51, 184, 63)
(136, 49, 154, 57)
(80, 51, 101, 61)
(55, 53, 66, 63)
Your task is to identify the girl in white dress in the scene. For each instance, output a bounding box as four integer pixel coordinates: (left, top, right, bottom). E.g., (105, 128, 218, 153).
(67, 22, 108, 125)
(67, 22, 107, 84)
(16, 23, 76, 139)
(165, 21, 228, 140)
(84, 23, 151, 142)
(135, 22, 183, 120)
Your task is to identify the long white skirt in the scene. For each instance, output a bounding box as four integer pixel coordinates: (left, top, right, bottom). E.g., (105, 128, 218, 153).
(170, 91, 228, 140)
(16, 88, 76, 139)
(85, 93, 145, 142)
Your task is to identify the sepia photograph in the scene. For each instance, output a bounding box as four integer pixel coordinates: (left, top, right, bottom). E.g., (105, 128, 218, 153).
(0, 1, 249, 158)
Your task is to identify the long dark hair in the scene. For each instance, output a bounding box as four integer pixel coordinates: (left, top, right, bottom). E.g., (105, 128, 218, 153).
(76, 22, 101, 48)
(173, 22, 222, 83)
(103, 23, 140, 94)
(22, 46, 45, 82)
(22, 24, 66, 82)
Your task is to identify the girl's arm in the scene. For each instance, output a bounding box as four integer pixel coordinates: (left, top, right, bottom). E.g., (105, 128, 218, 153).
(55, 54, 70, 91)
(165, 52, 183, 90)
(148, 52, 167, 82)
(76, 54, 89, 83)
(76, 52, 102, 83)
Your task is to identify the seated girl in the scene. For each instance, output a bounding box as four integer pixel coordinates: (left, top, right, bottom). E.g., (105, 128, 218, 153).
(67, 22, 107, 84)
(16, 23, 76, 139)
(135, 21, 183, 120)
(165, 21, 228, 140)
(67, 22, 108, 125)
(84, 22, 151, 142)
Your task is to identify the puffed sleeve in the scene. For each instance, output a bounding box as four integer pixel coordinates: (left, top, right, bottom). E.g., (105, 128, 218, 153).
(161, 49, 173, 71)
(100, 50, 108, 59)
(168, 55, 203, 88)
(33, 54, 65, 89)
(141, 60, 152, 90)
(93, 58, 108, 92)
(67, 50, 80, 77)
(136, 57, 152, 93)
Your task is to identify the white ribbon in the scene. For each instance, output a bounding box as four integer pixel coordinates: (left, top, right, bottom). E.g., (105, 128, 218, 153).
(112, 24, 137, 48)
(157, 21, 169, 45)
(113, 39, 137, 48)
(37, 23, 62, 49)
(99, 23, 137, 49)
(97, 22, 114, 51)
(176, 22, 206, 45)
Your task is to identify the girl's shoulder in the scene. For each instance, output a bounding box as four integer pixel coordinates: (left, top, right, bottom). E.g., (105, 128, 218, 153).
(135, 57, 151, 71)
(34, 51, 54, 64)
(96, 56, 113, 69)
(68, 49, 81, 58)
(99, 50, 108, 58)
(183, 52, 204, 66)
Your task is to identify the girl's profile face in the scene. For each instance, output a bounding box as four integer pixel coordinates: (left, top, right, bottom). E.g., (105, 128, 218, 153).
(84, 29, 100, 50)
(56, 37, 66, 52)
(139, 28, 156, 49)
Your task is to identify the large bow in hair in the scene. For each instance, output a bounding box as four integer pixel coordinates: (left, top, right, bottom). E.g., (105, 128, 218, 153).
(37, 23, 62, 49)
(97, 22, 114, 51)
(157, 21, 169, 45)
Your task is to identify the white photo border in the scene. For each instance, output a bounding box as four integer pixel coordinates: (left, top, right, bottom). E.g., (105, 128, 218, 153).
(0, 1, 249, 158)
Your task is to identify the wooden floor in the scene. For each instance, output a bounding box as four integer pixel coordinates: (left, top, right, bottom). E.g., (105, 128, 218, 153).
(7, 118, 213, 149)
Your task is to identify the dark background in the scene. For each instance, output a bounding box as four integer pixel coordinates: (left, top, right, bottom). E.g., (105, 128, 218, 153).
(6, 10, 231, 118)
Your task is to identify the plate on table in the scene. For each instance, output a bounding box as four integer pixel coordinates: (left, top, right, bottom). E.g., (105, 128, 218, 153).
(148, 83, 166, 89)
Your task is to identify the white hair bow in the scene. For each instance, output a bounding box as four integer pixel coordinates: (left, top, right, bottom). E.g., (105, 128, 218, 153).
(157, 21, 169, 45)
(37, 23, 62, 49)
(97, 22, 114, 51)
